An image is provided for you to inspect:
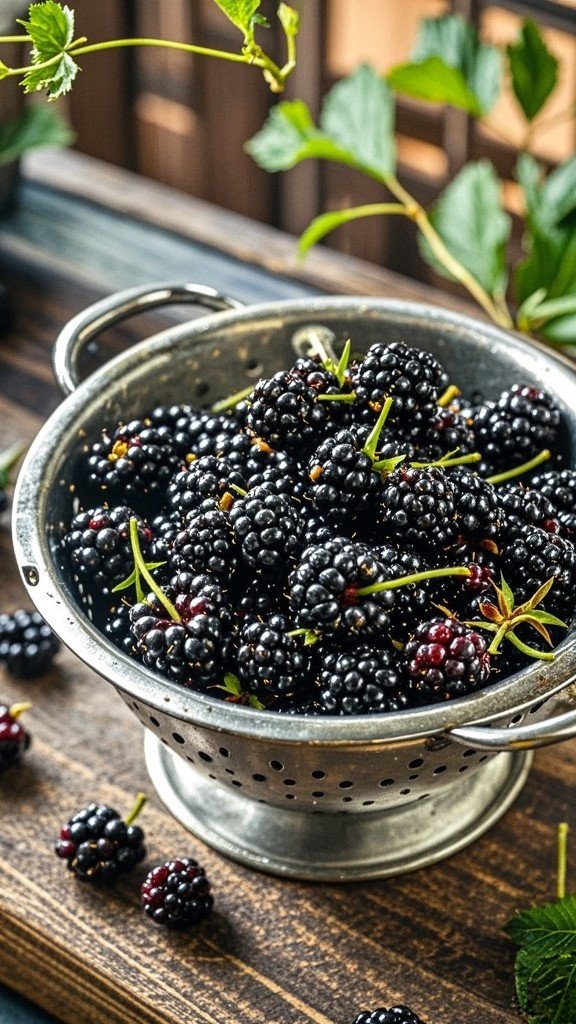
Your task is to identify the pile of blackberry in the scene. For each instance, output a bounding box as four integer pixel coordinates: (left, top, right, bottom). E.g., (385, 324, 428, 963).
(60, 338, 576, 716)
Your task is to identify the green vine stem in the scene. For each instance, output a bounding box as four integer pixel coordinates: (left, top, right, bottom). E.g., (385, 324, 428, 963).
(125, 792, 148, 827)
(128, 517, 180, 623)
(486, 449, 551, 485)
(557, 822, 569, 900)
(357, 565, 470, 596)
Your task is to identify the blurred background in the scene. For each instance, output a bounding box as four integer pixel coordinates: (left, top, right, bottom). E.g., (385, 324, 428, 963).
(1, 0, 575, 284)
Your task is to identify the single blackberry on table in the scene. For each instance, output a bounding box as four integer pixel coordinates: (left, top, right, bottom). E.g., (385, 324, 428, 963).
(289, 537, 395, 638)
(63, 506, 154, 608)
(403, 616, 491, 704)
(166, 454, 244, 516)
(377, 466, 457, 549)
(237, 613, 315, 699)
(230, 484, 302, 573)
(0, 702, 31, 773)
(307, 428, 382, 527)
(351, 341, 446, 427)
(319, 643, 409, 715)
(354, 1008, 427, 1024)
(170, 500, 237, 579)
(449, 468, 502, 540)
(84, 418, 182, 508)
(54, 795, 146, 883)
(502, 525, 576, 618)
(0, 609, 60, 677)
(141, 857, 212, 928)
(498, 483, 559, 535)
(474, 384, 560, 473)
(530, 468, 576, 537)
(246, 370, 333, 451)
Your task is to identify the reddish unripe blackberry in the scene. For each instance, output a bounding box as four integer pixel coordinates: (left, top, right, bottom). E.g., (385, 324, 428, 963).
(84, 419, 181, 507)
(289, 538, 395, 638)
(377, 466, 456, 548)
(230, 484, 301, 573)
(54, 796, 146, 883)
(237, 613, 315, 698)
(170, 500, 237, 578)
(141, 857, 212, 928)
(530, 468, 576, 537)
(502, 525, 576, 617)
(403, 617, 491, 704)
(64, 506, 154, 605)
(473, 384, 560, 473)
(354, 1008, 427, 1024)
(449, 468, 501, 540)
(0, 609, 60, 677)
(319, 644, 409, 715)
(246, 370, 330, 451)
(0, 703, 31, 773)
(166, 455, 244, 516)
(307, 428, 381, 526)
(498, 484, 559, 535)
(351, 341, 446, 426)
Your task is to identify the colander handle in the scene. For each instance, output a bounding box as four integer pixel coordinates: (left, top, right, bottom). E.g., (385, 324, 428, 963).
(449, 698, 576, 751)
(53, 282, 245, 396)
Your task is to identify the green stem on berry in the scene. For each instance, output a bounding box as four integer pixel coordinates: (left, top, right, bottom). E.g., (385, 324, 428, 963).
(0, 442, 26, 488)
(8, 701, 32, 719)
(335, 339, 352, 387)
(410, 451, 482, 469)
(286, 628, 319, 646)
(127, 518, 181, 623)
(357, 565, 470, 596)
(557, 822, 569, 900)
(363, 397, 394, 462)
(486, 449, 551, 485)
(503, 630, 555, 661)
(211, 385, 254, 413)
(316, 391, 357, 403)
(229, 484, 248, 498)
(125, 792, 147, 826)
(438, 385, 461, 408)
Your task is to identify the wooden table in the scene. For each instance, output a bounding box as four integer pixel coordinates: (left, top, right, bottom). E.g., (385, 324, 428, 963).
(0, 149, 574, 1024)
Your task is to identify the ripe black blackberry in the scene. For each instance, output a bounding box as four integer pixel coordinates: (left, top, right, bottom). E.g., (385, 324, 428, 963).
(141, 857, 212, 928)
(229, 484, 301, 573)
(84, 418, 181, 508)
(64, 506, 154, 607)
(354, 1008, 427, 1024)
(0, 703, 31, 773)
(319, 643, 409, 715)
(54, 796, 146, 883)
(502, 525, 576, 618)
(104, 602, 137, 658)
(474, 384, 560, 473)
(418, 406, 476, 461)
(377, 544, 431, 633)
(166, 454, 244, 516)
(291, 354, 353, 427)
(129, 576, 232, 687)
(170, 500, 237, 578)
(0, 609, 60, 677)
(377, 466, 457, 548)
(236, 573, 289, 618)
(351, 341, 446, 427)
(236, 613, 315, 698)
(150, 406, 236, 459)
(498, 483, 559, 535)
(289, 537, 395, 638)
(530, 468, 576, 538)
(403, 616, 491, 704)
(307, 428, 382, 527)
(246, 370, 332, 451)
(449, 468, 501, 540)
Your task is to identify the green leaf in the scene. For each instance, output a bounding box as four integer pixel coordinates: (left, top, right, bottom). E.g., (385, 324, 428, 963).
(506, 895, 576, 1022)
(247, 65, 396, 180)
(298, 202, 405, 257)
(277, 3, 299, 39)
(421, 160, 511, 295)
(388, 56, 482, 116)
(506, 894, 576, 956)
(389, 14, 501, 115)
(22, 50, 79, 99)
(18, 2, 74, 59)
(0, 105, 72, 166)
(212, 0, 268, 43)
(507, 19, 558, 122)
(542, 156, 576, 226)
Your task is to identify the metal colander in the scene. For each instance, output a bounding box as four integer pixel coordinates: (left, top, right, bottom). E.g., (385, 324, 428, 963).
(13, 284, 576, 881)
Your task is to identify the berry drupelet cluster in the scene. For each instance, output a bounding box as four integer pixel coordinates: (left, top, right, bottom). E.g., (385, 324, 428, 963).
(0, 610, 60, 677)
(55, 797, 147, 883)
(353, 1007, 428, 1024)
(60, 339, 575, 716)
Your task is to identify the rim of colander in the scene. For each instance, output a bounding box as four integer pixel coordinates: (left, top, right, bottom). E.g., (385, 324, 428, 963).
(12, 294, 576, 744)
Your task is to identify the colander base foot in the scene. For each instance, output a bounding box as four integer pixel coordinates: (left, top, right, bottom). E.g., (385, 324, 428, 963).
(144, 734, 533, 881)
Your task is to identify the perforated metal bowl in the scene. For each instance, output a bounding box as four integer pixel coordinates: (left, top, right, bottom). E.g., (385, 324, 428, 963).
(13, 283, 576, 880)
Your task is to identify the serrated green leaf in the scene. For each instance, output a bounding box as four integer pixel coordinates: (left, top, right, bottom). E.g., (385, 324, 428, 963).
(247, 99, 345, 171)
(212, 0, 267, 43)
(18, 2, 74, 60)
(507, 19, 558, 122)
(0, 105, 72, 166)
(278, 3, 298, 39)
(22, 50, 79, 99)
(515, 948, 576, 1024)
(398, 14, 501, 114)
(388, 56, 482, 115)
(506, 894, 576, 955)
(421, 160, 511, 295)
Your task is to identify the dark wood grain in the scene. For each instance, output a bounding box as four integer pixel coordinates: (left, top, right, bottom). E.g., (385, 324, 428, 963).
(0, 152, 574, 1024)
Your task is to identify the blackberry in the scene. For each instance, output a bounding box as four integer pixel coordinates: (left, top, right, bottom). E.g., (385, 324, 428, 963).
(64, 506, 154, 607)
(129, 577, 231, 687)
(0, 703, 31, 773)
(498, 483, 559, 535)
(291, 355, 353, 427)
(170, 500, 237, 578)
(474, 384, 560, 473)
(141, 857, 212, 928)
(354, 1008, 427, 1024)
(377, 544, 431, 633)
(84, 418, 181, 507)
(104, 602, 136, 658)
(149, 509, 184, 562)
(0, 609, 60, 677)
(319, 644, 409, 715)
(377, 466, 456, 548)
(236, 614, 315, 698)
(449, 468, 502, 540)
(246, 370, 331, 451)
(229, 484, 301, 573)
(352, 341, 446, 427)
(502, 525, 576, 618)
(418, 405, 476, 461)
(247, 454, 308, 501)
(289, 538, 395, 638)
(530, 468, 576, 537)
(236, 574, 289, 618)
(54, 796, 146, 883)
(166, 455, 244, 516)
(307, 428, 382, 527)
(403, 617, 491, 704)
